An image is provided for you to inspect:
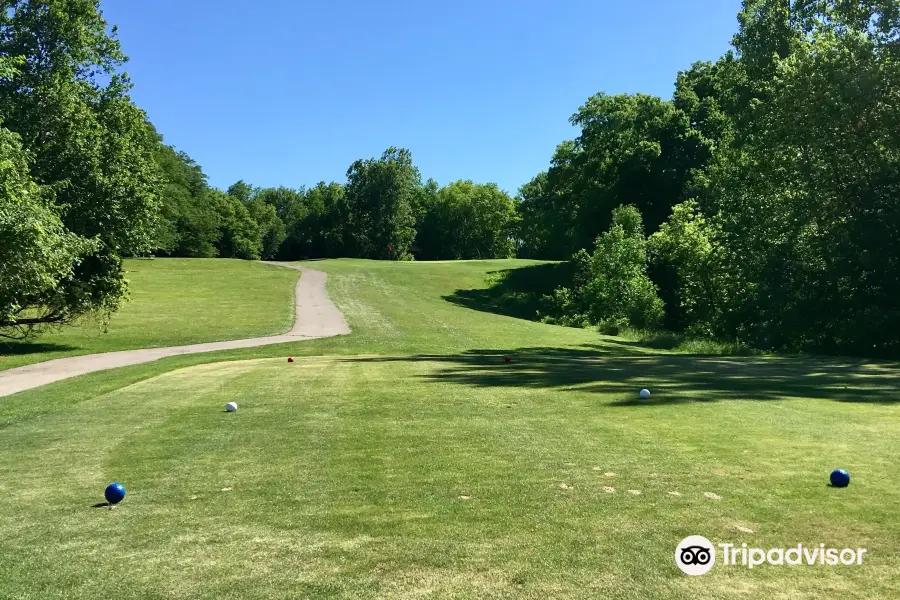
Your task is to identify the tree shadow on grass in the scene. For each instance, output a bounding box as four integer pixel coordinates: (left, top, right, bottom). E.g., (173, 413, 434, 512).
(597, 335, 762, 356)
(0, 341, 79, 358)
(442, 262, 572, 321)
(343, 345, 900, 405)
(443, 265, 760, 357)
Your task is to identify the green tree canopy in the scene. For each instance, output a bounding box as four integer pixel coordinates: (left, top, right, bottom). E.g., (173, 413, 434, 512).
(415, 180, 516, 260)
(246, 196, 286, 260)
(153, 144, 220, 258)
(209, 190, 261, 260)
(345, 147, 420, 259)
(0, 0, 161, 336)
(516, 94, 712, 258)
(0, 123, 99, 337)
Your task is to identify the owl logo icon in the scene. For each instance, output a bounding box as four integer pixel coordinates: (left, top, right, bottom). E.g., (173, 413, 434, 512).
(676, 536, 716, 575)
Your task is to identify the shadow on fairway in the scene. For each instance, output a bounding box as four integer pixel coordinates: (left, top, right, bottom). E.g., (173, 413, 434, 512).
(443, 266, 759, 357)
(344, 346, 900, 405)
(442, 263, 572, 321)
(91, 502, 111, 508)
(0, 342, 79, 358)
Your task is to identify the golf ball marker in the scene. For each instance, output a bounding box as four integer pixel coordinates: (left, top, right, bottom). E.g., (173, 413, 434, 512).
(830, 469, 850, 487)
(104, 482, 126, 505)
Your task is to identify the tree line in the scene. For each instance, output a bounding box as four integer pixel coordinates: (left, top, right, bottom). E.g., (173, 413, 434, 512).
(3, 0, 899, 358)
(153, 146, 517, 263)
(514, 1, 900, 358)
(0, 0, 517, 339)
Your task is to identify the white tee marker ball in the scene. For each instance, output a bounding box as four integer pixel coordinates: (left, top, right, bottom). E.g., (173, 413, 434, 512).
(225, 402, 238, 412)
(639, 389, 651, 400)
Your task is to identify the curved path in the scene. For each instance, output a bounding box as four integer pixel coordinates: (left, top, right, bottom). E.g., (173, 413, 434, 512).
(0, 265, 350, 398)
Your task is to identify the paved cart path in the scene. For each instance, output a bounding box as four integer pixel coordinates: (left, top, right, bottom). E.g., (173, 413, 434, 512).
(0, 265, 349, 397)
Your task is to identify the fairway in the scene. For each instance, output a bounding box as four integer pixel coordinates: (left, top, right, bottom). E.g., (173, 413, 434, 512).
(0, 259, 300, 371)
(1, 259, 899, 599)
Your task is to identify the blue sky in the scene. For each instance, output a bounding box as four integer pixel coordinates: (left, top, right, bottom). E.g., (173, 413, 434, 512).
(103, 0, 743, 195)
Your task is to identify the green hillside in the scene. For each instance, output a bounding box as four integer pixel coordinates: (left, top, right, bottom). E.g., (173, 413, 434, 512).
(1, 259, 898, 599)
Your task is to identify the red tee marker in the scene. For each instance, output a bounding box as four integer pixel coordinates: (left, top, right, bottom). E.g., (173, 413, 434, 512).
(287, 357, 295, 363)
(504, 355, 511, 363)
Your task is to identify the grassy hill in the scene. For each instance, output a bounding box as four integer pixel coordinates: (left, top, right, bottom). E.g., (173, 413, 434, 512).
(0, 259, 300, 371)
(1, 258, 898, 599)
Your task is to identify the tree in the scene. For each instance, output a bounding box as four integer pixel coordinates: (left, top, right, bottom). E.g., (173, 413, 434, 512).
(256, 183, 350, 260)
(516, 94, 712, 258)
(255, 185, 307, 222)
(344, 147, 420, 259)
(301, 182, 348, 258)
(0, 0, 161, 335)
(651, 0, 900, 353)
(246, 195, 285, 260)
(411, 177, 439, 257)
(572, 94, 712, 241)
(225, 180, 287, 260)
(257, 186, 309, 259)
(539, 205, 664, 331)
(0, 123, 98, 337)
(227, 180, 255, 204)
(648, 200, 719, 334)
(515, 143, 582, 259)
(583, 205, 664, 331)
(415, 180, 517, 260)
(514, 171, 553, 258)
(153, 144, 220, 257)
(209, 191, 260, 260)
(672, 59, 739, 154)
(733, 0, 799, 82)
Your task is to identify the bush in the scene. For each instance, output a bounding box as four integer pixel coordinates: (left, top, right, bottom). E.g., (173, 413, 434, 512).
(539, 286, 590, 327)
(582, 205, 664, 330)
(647, 200, 718, 334)
(535, 208, 664, 331)
(537, 249, 593, 326)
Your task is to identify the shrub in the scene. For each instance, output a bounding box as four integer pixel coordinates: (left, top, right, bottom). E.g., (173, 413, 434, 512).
(582, 205, 664, 330)
(648, 200, 718, 334)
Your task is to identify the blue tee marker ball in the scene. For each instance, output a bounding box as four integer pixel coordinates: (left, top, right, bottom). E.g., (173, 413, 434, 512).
(830, 469, 850, 488)
(105, 482, 126, 505)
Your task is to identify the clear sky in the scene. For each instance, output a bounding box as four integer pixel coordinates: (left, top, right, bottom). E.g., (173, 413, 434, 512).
(102, 0, 743, 195)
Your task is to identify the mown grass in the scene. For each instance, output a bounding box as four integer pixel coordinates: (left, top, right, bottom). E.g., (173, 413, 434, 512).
(1, 258, 898, 599)
(0, 259, 300, 371)
(442, 261, 761, 356)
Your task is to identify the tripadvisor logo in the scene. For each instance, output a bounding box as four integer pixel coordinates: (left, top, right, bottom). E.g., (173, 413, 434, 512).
(676, 536, 716, 575)
(675, 536, 868, 576)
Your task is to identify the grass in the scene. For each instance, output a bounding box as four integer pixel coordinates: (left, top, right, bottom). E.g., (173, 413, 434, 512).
(1, 258, 899, 599)
(444, 260, 763, 356)
(615, 327, 762, 356)
(442, 260, 574, 321)
(0, 259, 300, 371)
